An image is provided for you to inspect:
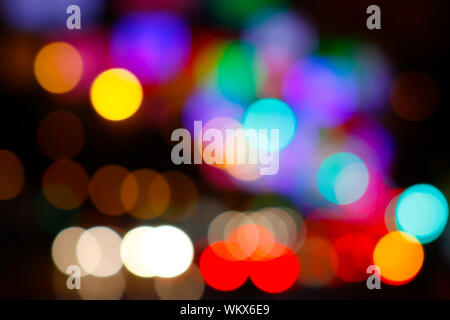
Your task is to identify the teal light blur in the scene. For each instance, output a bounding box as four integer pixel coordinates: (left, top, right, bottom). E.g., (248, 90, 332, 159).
(395, 184, 449, 244)
(217, 41, 259, 104)
(243, 98, 296, 151)
(317, 152, 369, 205)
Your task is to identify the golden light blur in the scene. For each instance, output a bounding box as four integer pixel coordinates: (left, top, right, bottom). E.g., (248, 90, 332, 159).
(390, 71, 439, 121)
(37, 111, 84, 160)
(90, 68, 143, 121)
(160, 171, 198, 221)
(89, 164, 132, 215)
(42, 160, 89, 210)
(34, 42, 83, 94)
(373, 231, 424, 285)
(0, 149, 25, 200)
(120, 169, 170, 220)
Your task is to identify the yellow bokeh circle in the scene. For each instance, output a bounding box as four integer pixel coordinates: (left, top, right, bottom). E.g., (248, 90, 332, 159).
(34, 42, 83, 94)
(90, 68, 143, 121)
(373, 231, 424, 285)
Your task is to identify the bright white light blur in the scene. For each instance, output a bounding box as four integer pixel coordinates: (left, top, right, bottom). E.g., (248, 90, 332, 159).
(121, 225, 194, 278)
(141, 226, 194, 278)
(76, 226, 123, 277)
(121, 226, 155, 278)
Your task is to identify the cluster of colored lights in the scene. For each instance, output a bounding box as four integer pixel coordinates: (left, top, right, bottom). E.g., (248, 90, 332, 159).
(0, 0, 449, 300)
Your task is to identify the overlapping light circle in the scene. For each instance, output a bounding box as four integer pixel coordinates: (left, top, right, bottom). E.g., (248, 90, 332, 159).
(121, 226, 194, 278)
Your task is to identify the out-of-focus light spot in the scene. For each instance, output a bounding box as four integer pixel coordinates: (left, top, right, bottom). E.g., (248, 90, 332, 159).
(90, 68, 143, 121)
(120, 169, 170, 220)
(155, 263, 205, 300)
(317, 152, 369, 205)
(373, 231, 424, 285)
(385, 193, 402, 232)
(251, 207, 306, 254)
(192, 39, 227, 86)
(332, 233, 376, 282)
(207, 0, 280, 28)
(283, 57, 359, 127)
(395, 184, 449, 244)
(0, 35, 35, 90)
(208, 208, 305, 262)
(54, 30, 110, 93)
(182, 85, 244, 134)
(390, 71, 439, 121)
(242, 9, 317, 98)
(243, 9, 317, 65)
(77, 272, 126, 300)
(76, 226, 123, 277)
(0, 0, 104, 33)
(208, 211, 243, 257)
(217, 41, 260, 104)
(52, 227, 86, 276)
(0, 150, 25, 200)
(243, 98, 296, 151)
(196, 117, 243, 170)
(249, 243, 299, 293)
(121, 226, 155, 278)
(34, 42, 83, 94)
(318, 40, 392, 111)
(141, 226, 194, 278)
(297, 236, 338, 287)
(37, 111, 84, 160)
(42, 160, 89, 210)
(352, 44, 393, 111)
(121, 226, 194, 278)
(200, 242, 249, 291)
(89, 164, 132, 215)
(161, 172, 198, 222)
(111, 12, 190, 84)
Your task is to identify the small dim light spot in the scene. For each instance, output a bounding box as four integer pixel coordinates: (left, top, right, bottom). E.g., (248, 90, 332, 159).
(0, 149, 25, 200)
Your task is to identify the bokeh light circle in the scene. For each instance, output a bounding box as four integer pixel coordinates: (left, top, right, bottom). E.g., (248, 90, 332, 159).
(52, 227, 86, 276)
(395, 184, 449, 244)
(89, 164, 132, 215)
(121, 226, 194, 278)
(0, 149, 25, 200)
(90, 68, 143, 121)
(76, 226, 123, 277)
(373, 231, 424, 285)
(42, 160, 89, 210)
(243, 98, 296, 151)
(390, 71, 439, 121)
(120, 169, 170, 220)
(317, 152, 369, 205)
(140, 225, 194, 278)
(121, 226, 155, 278)
(111, 12, 191, 84)
(34, 42, 83, 94)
